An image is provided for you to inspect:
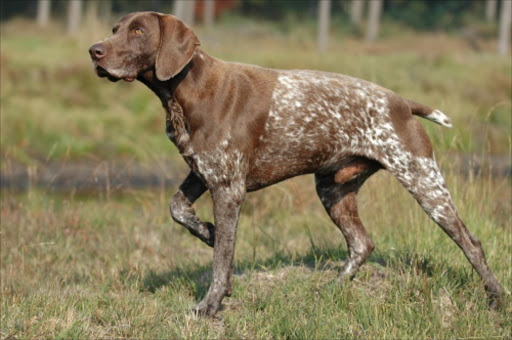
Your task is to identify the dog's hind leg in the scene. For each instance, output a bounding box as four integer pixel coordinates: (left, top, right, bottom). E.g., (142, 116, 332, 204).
(379, 121, 504, 308)
(315, 159, 381, 278)
(170, 171, 215, 247)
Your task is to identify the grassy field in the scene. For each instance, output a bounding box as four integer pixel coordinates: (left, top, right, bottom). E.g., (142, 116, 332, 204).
(2, 171, 511, 338)
(1, 16, 511, 338)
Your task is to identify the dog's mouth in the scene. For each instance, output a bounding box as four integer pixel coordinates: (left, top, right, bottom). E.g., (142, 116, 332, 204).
(95, 65, 120, 82)
(95, 65, 135, 83)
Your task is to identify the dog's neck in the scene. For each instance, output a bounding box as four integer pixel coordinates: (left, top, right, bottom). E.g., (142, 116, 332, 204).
(137, 49, 217, 154)
(137, 49, 215, 111)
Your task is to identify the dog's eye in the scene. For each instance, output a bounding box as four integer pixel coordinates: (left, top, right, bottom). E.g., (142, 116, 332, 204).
(134, 28, 143, 35)
(112, 27, 118, 34)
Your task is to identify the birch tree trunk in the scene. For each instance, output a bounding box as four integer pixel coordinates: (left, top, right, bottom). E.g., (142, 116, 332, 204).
(185, 0, 196, 26)
(67, 0, 82, 35)
(37, 0, 51, 27)
(498, 0, 511, 54)
(85, 0, 98, 24)
(174, 0, 196, 25)
(317, 0, 331, 53)
(350, 0, 364, 27)
(173, 0, 187, 20)
(366, 0, 382, 42)
(204, 0, 215, 26)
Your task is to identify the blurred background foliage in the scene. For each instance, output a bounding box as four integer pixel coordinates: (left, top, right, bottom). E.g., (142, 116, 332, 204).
(0, 0, 502, 31)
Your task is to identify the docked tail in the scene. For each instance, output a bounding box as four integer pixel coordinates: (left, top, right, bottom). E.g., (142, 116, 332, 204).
(407, 99, 452, 128)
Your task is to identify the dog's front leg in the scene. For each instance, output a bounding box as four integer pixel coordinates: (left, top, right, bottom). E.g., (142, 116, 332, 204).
(193, 181, 245, 316)
(170, 171, 215, 247)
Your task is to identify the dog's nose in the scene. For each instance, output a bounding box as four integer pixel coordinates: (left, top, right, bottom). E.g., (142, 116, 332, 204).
(89, 43, 107, 60)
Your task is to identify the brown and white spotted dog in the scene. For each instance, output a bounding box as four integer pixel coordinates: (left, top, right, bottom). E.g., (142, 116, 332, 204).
(89, 12, 504, 316)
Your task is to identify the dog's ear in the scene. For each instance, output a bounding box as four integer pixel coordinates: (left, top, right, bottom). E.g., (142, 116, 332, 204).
(155, 14, 200, 81)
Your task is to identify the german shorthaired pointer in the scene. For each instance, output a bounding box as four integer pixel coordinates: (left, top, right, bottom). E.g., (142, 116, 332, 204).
(89, 12, 503, 316)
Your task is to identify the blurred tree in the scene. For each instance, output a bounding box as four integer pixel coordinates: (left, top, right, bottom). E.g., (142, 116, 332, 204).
(184, 0, 196, 26)
(239, 0, 317, 21)
(318, 0, 331, 53)
(350, 0, 364, 27)
(67, 0, 82, 35)
(173, 0, 196, 24)
(0, 0, 502, 37)
(110, 0, 171, 17)
(0, 0, 33, 21)
(37, 0, 50, 27)
(204, 0, 215, 26)
(366, 0, 382, 41)
(85, 0, 98, 23)
(385, 0, 483, 31)
(486, 0, 497, 21)
(498, 0, 511, 54)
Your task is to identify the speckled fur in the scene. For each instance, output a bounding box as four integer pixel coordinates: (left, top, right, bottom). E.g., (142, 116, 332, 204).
(89, 12, 504, 317)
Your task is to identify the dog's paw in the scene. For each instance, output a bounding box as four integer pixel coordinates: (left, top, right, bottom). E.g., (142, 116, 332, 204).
(488, 297, 500, 311)
(339, 260, 358, 279)
(192, 298, 220, 317)
(486, 284, 504, 311)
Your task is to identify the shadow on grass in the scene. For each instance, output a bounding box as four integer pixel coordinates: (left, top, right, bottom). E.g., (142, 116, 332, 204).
(141, 245, 473, 301)
(141, 247, 349, 299)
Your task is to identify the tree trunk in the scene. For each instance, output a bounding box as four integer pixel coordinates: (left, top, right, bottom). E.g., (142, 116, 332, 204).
(85, 0, 98, 24)
(498, 0, 511, 54)
(366, 0, 382, 42)
(67, 0, 82, 35)
(317, 0, 331, 53)
(173, 0, 187, 20)
(350, 0, 364, 27)
(37, 0, 51, 27)
(486, 0, 497, 22)
(174, 0, 196, 25)
(204, 0, 215, 26)
(184, 0, 196, 26)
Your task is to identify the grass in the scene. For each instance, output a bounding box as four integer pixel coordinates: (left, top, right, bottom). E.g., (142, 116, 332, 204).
(1, 15, 511, 339)
(1, 169, 511, 338)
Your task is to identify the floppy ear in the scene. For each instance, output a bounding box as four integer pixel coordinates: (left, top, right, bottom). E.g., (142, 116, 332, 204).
(155, 14, 200, 81)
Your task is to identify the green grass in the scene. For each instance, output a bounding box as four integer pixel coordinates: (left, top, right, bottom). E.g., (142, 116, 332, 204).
(1, 170, 511, 338)
(1, 16, 511, 338)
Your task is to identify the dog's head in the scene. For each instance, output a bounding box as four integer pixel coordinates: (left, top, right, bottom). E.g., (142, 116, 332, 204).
(89, 12, 200, 82)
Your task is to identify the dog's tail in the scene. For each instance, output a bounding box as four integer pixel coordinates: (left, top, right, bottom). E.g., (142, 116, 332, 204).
(407, 99, 452, 128)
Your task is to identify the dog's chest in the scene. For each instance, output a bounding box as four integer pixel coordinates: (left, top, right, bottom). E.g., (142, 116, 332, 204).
(165, 98, 191, 151)
(165, 98, 247, 185)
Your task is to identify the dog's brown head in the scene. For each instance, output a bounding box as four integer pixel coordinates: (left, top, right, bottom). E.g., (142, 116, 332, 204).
(89, 12, 200, 82)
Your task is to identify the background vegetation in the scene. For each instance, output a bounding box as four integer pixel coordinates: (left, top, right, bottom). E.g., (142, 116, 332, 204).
(1, 1, 511, 338)
(0, 0, 504, 31)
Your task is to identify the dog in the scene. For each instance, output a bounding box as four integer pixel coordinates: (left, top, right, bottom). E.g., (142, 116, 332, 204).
(89, 12, 503, 316)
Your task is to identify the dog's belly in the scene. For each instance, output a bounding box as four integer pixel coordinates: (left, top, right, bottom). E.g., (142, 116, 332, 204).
(246, 151, 355, 191)
(247, 119, 359, 190)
